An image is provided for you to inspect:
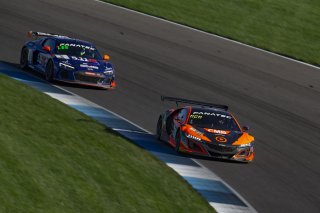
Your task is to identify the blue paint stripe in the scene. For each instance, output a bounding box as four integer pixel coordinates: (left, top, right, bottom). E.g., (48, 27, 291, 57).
(183, 176, 231, 193)
(198, 190, 247, 206)
(70, 104, 147, 132)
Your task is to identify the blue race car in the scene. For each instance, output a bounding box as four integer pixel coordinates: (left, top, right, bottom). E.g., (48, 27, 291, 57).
(20, 31, 116, 89)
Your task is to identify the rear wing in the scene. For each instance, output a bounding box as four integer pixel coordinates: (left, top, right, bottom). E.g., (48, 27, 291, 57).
(27, 31, 69, 38)
(161, 96, 228, 111)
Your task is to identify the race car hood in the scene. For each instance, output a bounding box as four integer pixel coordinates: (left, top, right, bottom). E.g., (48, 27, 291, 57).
(56, 55, 114, 73)
(182, 124, 254, 146)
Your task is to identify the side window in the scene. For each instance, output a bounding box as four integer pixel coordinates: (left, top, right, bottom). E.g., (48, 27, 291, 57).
(177, 108, 189, 123)
(42, 39, 56, 52)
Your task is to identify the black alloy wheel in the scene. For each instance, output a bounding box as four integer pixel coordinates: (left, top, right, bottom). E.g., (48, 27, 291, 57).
(45, 60, 54, 82)
(175, 130, 181, 152)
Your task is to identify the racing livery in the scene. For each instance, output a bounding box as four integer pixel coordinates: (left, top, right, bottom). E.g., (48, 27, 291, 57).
(157, 97, 255, 162)
(20, 31, 116, 89)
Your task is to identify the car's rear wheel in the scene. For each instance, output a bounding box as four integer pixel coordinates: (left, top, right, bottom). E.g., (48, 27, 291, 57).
(175, 130, 181, 152)
(156, 116, 163, 140)
(45, 60, 54, 82)
(20, 47, 28, 69)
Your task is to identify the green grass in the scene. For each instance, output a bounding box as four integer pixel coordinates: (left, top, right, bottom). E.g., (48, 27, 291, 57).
(0, 74, 214, 213)
(103, 0, 320, 66)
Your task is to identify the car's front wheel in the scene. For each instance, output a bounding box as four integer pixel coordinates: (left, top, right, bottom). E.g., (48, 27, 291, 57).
(20, 47, 29, 70)
(45, 60, 54, 82)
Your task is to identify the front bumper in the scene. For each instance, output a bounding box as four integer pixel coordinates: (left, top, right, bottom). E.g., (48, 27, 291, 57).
(206, 143, 254, 162)
(180, 137, 254, 162)
(58, 70, 116, 89)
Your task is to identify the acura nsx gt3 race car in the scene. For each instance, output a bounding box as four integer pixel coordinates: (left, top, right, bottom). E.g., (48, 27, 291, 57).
(157, 97, 255, 162)
(20, 31, 116, 89)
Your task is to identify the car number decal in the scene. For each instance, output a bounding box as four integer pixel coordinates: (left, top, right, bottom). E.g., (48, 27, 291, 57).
(215, 136, 227, 143)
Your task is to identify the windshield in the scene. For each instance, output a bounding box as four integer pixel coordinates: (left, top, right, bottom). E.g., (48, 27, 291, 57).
(188, 110, 240, 131)
(56, 43, 102, 60)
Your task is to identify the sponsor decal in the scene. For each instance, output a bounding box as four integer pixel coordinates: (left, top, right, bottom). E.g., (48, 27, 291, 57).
(190, 114, 202, 119)
(57, 44, 69, 51)
(192, 111, 232, 119)
(55, 55, 70, 59)
(215, 136, 227, 143)
(80, 64, 99, 69)
(186, 134, 201, 141)
(71, 56, 88, 62)
(206, 129, 229, 134)
(58, 43, 95, 51)
(59, 62, 74, 70)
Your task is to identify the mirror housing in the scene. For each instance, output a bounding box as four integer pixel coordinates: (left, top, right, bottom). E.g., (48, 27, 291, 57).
(42, 46, 51, 52)
(103, 54, 110, 60)
(242, 126, 250, 132)
(181, 125, 187, 131)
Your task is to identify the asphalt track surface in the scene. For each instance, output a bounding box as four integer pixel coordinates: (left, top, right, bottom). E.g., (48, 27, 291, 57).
(0, 0, 319, 212)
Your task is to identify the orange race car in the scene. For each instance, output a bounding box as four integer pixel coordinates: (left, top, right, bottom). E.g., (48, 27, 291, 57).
(156, 97, 254, 162)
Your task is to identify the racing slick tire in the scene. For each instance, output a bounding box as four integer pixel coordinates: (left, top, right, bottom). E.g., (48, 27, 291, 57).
(156, 116, 163, 140)
(175, 130, 181, 152)
(20, 47, 29, 70)
(45, 60, 54, 82)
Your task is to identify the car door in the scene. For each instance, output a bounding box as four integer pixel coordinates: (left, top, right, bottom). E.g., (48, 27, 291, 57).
(172, 108, 189, 138)
(35, 38, 56, 72)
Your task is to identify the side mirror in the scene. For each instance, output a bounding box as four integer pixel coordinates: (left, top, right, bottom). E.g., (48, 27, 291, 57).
(181, 125, 187, 131)
(103, 54, 110, 60)
(242, 126, 250, 132)
(42, 46, 51, 52)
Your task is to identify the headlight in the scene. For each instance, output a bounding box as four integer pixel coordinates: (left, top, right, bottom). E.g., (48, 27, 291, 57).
(59, 62, 74, 70)
(104, 70, 114, 75)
